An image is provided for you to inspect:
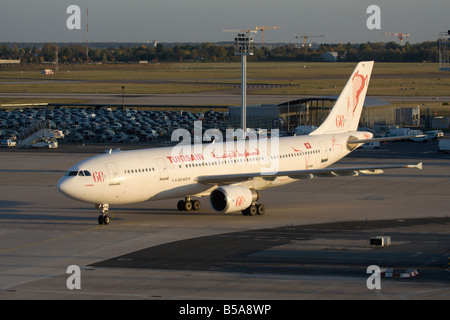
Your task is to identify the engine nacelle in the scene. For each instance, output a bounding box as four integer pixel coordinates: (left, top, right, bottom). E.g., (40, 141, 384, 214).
(210, 185, 259, 213)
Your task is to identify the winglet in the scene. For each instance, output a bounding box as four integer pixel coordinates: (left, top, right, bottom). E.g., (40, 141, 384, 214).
(415, 162, 423, 170)
(406, 162, 423, 170)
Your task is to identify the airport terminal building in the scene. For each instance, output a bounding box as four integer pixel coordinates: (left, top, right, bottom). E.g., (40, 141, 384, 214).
(228, 96, 392, 132)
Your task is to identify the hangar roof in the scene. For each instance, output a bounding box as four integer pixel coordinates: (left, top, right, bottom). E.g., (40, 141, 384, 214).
(276, 96, 390, 108)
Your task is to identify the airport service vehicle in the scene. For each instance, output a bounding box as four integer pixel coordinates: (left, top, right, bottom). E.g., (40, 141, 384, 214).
(360, 141, 380, 149)
(438, 139, 450, 153)
(425, 130, 444, 141)
(58, 62, 423, 225)
(1, 139, 17, 148)
(387, 128, 412, 138)
(32, 139, 58, 149)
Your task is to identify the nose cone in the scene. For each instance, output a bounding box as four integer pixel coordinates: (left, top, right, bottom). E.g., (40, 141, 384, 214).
(57, 176, 77, 200)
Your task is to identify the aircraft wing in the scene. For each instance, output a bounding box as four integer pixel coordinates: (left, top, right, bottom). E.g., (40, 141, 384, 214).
(195, 162, 422, 185)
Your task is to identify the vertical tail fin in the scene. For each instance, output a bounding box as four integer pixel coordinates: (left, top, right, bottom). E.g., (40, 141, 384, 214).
(310, 61, 374, 135)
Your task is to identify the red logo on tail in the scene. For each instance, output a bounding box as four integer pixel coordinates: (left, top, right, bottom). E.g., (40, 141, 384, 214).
(351, 71, 368, 114)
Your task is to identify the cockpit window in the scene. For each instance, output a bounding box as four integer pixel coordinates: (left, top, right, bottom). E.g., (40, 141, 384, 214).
(65, 170, 91, 177)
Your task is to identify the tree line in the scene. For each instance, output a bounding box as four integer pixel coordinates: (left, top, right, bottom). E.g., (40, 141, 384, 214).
(0, 41, 440, 64)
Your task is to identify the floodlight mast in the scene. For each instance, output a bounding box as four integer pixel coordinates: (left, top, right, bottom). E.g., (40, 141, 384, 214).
(234, 32, 255, 137)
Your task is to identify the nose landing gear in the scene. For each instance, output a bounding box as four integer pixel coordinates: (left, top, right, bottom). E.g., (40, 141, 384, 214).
(96, 204, 110, 225)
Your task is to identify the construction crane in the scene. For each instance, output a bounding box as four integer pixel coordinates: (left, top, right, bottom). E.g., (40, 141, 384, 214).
(254, 26, 279, 45)
(383, 32, 410, 45)
(295, 34, 325, 52)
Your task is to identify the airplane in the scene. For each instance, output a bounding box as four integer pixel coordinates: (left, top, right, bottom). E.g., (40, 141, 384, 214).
(57, 61, 423, 225)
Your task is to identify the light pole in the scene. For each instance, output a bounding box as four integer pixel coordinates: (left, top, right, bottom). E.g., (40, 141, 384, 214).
(121, 86, 125, 121)
(234, 32, 255, 137)
(287, 80, 293, 133)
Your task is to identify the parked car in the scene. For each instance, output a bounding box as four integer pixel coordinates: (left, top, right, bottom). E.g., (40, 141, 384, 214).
(67, 133, 84, 143)
(424, 130, 444, 141)
(410, 135, 428, 142)
(360, 141, 380, 149)
(124, 136, 139, 143)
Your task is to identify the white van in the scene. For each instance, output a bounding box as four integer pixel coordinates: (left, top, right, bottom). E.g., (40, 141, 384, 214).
(32, 139, 58, 149)
(1, 139, 17, 148)
(438, 139, 450, 153)
(361, 141, 380, 150)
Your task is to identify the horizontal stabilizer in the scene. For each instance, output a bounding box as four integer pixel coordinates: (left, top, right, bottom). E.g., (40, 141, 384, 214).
(348, 135, 426, 145)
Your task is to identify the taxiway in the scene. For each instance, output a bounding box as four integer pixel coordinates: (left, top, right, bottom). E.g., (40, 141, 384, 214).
(0, 146, 449, 300)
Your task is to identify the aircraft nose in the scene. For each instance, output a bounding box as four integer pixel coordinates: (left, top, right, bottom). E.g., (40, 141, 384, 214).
(57, 176, 75, 199)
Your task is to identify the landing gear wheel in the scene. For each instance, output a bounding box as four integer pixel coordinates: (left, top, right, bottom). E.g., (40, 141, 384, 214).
(177, 200, 185, 211)
(256, 204, 265, 215)
(248, 205, 257, 216)
(192, 200, 201, 211)
(96, 204, 110, 225)
(184, 200, 193, 211)
(98, 214, 110, 225)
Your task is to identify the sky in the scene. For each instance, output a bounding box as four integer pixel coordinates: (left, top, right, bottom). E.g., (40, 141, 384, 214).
(0, 0, 449, 44)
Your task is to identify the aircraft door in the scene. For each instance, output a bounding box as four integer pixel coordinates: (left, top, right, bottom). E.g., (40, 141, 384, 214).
(156, 158, 169, 180)
(318, 141, 329, 163)
(105, 161, 121, 185)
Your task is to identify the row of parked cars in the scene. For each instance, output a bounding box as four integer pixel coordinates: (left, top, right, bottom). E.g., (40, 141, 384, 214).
(384, 128, 444, 142)
(358, 127, 448, 152)
(0, 106, 228, 146)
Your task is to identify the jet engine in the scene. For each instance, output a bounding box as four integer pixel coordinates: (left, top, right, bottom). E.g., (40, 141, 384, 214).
(210, 185, 259, 213)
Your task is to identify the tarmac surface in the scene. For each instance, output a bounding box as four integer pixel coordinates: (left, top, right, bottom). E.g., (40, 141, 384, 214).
(0, 141, 449, 300)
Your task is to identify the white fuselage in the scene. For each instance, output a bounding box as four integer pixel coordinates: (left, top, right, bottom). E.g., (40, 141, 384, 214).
(57, 131, 371, 206)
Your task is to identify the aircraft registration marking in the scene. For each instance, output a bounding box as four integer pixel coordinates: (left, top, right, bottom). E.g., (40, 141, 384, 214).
(172, 177, 191, 183)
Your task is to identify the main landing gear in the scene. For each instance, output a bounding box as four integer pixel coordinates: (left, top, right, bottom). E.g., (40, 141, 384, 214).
(176, 196, 265, 216)
(96, 203, 110, 225)
(242, 203, 265, 216)
(177, 197, 201, 211)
